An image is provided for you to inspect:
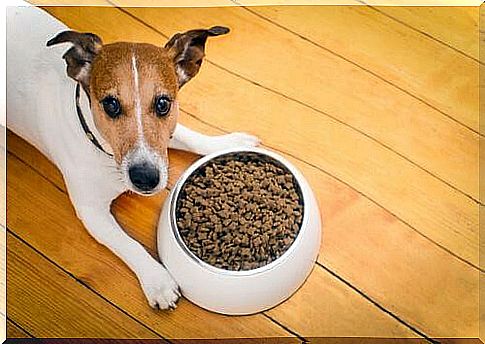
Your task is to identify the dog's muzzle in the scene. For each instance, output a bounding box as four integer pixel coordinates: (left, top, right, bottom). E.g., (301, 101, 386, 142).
(128, 161, 160, 192)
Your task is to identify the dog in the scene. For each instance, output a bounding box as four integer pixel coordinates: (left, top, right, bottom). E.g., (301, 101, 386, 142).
(7, 5, 259, 309)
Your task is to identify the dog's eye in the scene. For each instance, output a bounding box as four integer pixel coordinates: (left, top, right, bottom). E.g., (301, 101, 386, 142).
(101, 96, 122, 119)
(155, 96, 171, 117)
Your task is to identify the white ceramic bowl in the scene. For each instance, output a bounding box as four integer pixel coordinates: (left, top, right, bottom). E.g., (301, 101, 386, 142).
(157, 147, 322, 315)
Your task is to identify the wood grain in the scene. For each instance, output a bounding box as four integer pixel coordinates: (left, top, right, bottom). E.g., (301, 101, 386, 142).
(6, 232, 162, 339)
(41, 6, 480, 270)
(7, 319, 31, 338)
(7, 145, 420, 338)
(247, 5, 479, 135)
(371, 6, 479, 61)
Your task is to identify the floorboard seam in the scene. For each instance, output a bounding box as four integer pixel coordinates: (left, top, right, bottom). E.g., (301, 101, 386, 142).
(112, 4, 482, 206)
(6, 228, 169, 342)
(7, 317, 36, 338)
(358, 1, 483, 66)
(6, 151, 65, 194)
(236, 4, 482, 138)
(316, 262, 439, 344)
(261, 313, 307, 342)
(200, 62, 483, 206)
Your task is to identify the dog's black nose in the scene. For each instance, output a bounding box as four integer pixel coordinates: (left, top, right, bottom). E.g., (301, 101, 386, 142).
(128, 162, 160, 192)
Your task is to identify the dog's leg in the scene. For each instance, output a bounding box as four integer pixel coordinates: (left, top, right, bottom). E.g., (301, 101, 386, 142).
(169, 123, 259, 155)
(73, 200, 180, 310)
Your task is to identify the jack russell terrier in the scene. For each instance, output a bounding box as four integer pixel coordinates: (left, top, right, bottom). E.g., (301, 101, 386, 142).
(7, 5, 259, 309)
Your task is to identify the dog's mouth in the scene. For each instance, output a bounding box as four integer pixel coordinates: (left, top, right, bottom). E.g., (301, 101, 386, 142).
(131, 185, 165, 196)
(131, 177, 167, 196)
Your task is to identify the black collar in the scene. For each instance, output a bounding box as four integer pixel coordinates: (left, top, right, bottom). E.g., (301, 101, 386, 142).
(75, 83, 113, 157)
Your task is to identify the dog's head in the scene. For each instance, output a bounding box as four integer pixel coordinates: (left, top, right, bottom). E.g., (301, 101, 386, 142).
(47, 27, 229, 195)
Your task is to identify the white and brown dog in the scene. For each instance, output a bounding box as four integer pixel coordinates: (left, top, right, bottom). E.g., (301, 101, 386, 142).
(7, 5, 259, 309)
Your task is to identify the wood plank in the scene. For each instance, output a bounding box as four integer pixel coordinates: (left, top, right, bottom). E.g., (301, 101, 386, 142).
(41, 6, 480, 269)
(117, 4, 479, 202)
(266, 265, 418, 338)
(228, 3, 481, 64)
(371, 6, 479, 61)
(7, 319, 31, 338)
(6, 232, 161, 339)
(7, 131, 65, 191)
(245, 5, 479, 135)
(6, 145, 418, 338)
(8, 119, 479, 337)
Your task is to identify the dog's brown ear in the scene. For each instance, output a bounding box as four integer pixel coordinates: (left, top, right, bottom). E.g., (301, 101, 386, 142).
(165, 26, 229, 88)
(47, 30, 103, 90)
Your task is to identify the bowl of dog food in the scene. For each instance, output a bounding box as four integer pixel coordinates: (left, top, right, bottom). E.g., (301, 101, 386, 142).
(157, 147, 322, 315)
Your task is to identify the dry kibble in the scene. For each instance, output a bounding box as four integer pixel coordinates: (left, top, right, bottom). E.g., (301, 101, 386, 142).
(175, 153, 304, 271)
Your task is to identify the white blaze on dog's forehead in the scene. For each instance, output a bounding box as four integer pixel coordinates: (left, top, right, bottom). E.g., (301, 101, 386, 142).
(131, 51, 144, 141)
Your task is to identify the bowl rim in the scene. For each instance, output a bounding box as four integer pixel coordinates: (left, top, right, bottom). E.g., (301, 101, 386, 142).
(169, 147, 310, 277)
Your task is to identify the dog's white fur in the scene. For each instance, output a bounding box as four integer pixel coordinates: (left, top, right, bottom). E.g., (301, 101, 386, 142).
(7, 5, 259, 309)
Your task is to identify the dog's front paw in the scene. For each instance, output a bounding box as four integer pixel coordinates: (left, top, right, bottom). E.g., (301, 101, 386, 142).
(196, 132, 260, 155)
(139, 263, 180, 310)
(222, 132, 260, 149)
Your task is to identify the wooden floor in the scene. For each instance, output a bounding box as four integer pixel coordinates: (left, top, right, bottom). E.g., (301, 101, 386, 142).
(5, 3, 481, 342)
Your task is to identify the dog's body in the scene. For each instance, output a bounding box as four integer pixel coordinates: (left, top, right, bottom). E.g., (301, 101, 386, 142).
(7, 5, 258, 309)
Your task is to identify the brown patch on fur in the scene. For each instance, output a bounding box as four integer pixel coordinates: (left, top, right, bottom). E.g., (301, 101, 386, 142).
(46, 31, 103, 91)
(165, 26, 229, 87)
(89, 42, 179, 164)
